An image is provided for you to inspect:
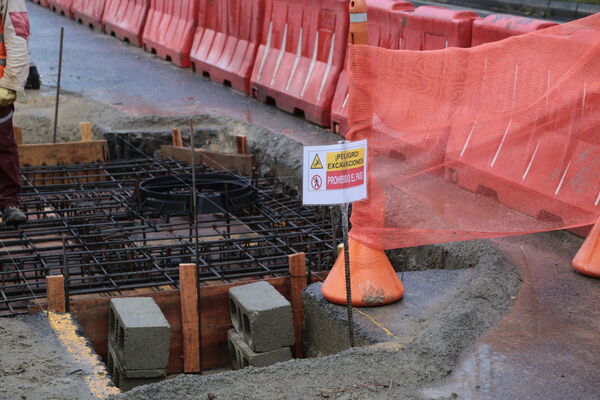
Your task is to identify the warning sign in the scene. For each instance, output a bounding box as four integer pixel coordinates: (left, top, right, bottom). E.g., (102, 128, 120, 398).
(325, 148, 365, 190)
(303, 140, 368, 205)
(311, 154, 323, 169)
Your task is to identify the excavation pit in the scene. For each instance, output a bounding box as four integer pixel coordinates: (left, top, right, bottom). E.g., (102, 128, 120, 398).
(0, 137, 337, 384)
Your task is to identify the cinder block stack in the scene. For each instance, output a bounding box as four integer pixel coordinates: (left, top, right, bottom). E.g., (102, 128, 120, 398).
(106, 298, 171, 391)
(227, 281, 294, 369)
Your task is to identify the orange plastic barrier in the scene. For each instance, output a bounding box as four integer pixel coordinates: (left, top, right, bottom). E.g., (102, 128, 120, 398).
(573, 219, 600, 278)
(331, 0, 414, 135)
(345, 15, 600, 250)
(103, 0, 150, 47)
(190, 0, 265, 94)
(142, 0, 199, 67)
(472, 14, 557, 46)
(48, 0, 74, 18)
(72, 0, 108, 31)
(250, 0, 349, 127)
(400, 6, 478, 50)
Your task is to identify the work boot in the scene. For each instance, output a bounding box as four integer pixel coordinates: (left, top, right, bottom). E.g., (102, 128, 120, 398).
(26, 65, 41, 90)
(2, 207, 27, 226)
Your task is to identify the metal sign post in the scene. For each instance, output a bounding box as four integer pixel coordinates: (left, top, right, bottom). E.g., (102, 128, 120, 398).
(302, 139, 367, 347)
(340, 202, 354, 347)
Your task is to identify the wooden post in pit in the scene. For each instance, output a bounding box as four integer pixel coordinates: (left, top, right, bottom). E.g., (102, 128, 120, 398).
(236, 135, 248, 155)
(179, 263, 201, 373)
(80, 122, 93, 142)
(289, 252, 307, 358)
(172, 128, 183, 147)
(46, 275, 66, 313)
(14, 127, 23, 146)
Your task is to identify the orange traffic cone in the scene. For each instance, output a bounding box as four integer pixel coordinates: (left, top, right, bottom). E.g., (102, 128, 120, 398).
(322, 238, 404, 306)
(573, 219, 600, 278)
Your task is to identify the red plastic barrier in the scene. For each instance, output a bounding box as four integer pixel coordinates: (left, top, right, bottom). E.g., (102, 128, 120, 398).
(446, 84, 600, 225)
(447, 135, 600, 224)
(361, 6, 478, 156)
(250, 0, 349, 127)
(48, 0, 74, 18)
(401, 6, 478, 50)
(472, 14, 557, 46)
(72, 0, 108, 31)
(331, 0, 414, 135)
(103, 0, 150, 47)
(190, 0, 265, 95)
(142, 0, 198, 67)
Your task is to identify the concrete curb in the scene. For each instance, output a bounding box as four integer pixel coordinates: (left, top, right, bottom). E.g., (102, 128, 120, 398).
(429, 0, 600, 20)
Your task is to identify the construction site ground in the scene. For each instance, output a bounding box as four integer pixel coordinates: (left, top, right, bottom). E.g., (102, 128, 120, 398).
(1, 3, 598, 400)
(0, 313, 110, 400)
(108, 231, 600, 400)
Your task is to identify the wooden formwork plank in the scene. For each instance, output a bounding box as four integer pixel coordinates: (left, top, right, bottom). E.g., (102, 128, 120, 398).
(14, 127, 23, 146)
(236, 135, 248, 155)
(179, 263, 201, 373)
(161, 145, 254, 176)
(289, 253, 307, 358)
(34, 274, 329, 373)
(80, 122, 93, 142)
(19, 141, 107, 167)
(172, 128, 183, 147)
(46, 275, 66, 313)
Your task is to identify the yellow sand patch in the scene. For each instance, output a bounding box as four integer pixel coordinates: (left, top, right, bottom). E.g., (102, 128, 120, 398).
(47, 312, 121, 398)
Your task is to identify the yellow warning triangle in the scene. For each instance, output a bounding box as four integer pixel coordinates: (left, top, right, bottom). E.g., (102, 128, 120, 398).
(311, 154, 323, 169)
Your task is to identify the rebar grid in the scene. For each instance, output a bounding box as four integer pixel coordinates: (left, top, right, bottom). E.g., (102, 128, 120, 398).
(0, 158, 334, 316)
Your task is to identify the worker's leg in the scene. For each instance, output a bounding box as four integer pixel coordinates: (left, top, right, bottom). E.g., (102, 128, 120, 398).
(0, 105, 21, 208)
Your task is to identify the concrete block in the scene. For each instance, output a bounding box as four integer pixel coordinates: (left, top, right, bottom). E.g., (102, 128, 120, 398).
(228, 281, 294, 352)
(107, 342, 164, 391)
(227, 329, 292, 369)
(107, 342, 165, 378)
(108, 297, 171, 371)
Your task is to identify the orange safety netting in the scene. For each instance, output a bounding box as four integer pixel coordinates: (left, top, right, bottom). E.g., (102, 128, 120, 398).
(346, 14, 600, 250)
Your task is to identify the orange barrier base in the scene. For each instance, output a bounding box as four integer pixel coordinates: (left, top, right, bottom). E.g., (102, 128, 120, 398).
(48, 0, 74, 18)
(573, 219, 600, 278)
(322, 238, 404, 307)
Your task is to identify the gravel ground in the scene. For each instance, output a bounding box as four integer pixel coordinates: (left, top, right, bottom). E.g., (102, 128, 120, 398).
(0, 313, 98, 400)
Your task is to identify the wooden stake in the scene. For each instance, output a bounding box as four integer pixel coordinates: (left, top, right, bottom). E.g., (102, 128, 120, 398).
(288, 253, 307, 358)
(14, 127, 23, 146)
(172, 128, 183, 147)
(80, 122, 93, 142)
(46, 275, 66, 313)
(179, 263, 201, 373)
(236, 135, 248, 155)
